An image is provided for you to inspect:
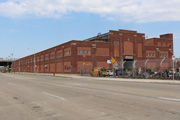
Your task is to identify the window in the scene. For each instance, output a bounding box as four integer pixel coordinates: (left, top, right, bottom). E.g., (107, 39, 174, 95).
(147, 53, 149, 56)
(114, 41, 119, 45)
(41, 57, 44, 61)
(163, 54, 165, 57)
(160, 54, 162, 57)
(87, 50, 90, 55)
(153, 53, 155, 56)
(50, 55, 55, 59)
(83, 50, 86, 54)
(57, 53, 62, 57)
(150, 53, 152, 56)
(64, 51, 71, 56)
(166, 54, 168, 57)
(79, 50, 81, 54)
(45, 56, 49, 60)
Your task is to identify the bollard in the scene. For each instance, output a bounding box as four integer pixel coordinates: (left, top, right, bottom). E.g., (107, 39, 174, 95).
(53, 72, 55, 76)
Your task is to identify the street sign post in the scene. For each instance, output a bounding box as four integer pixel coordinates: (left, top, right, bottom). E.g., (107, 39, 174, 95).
(110, 58, 116, 64)
(172, 55, 175, 82)
(110, 58, 116, 77)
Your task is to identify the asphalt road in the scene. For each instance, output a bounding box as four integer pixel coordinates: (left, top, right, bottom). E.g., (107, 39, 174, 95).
(0, 73, 180, 120)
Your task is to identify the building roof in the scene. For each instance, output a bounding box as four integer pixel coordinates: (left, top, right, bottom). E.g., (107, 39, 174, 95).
(83, 32, 109, 41)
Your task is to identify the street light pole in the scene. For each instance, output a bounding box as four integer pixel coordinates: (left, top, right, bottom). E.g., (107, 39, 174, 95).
(28, 48, 36, 74)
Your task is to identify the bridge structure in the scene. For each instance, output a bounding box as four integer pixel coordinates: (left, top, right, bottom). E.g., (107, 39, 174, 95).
(0, 60, 13, 66)
(0, 58, 15, 71)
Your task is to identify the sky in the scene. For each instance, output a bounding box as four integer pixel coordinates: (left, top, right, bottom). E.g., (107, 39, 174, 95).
(0, 0, 180, 59)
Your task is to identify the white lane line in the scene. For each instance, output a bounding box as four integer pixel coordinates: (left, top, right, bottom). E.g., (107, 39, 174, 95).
(158, 97, 180, 102)
(42, 92, 66, 101)
(8, 83, 16, 85)
(14, 79, 180, 103)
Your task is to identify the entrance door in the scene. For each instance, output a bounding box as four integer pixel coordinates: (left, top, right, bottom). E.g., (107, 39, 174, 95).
(124, 59, 134, 71)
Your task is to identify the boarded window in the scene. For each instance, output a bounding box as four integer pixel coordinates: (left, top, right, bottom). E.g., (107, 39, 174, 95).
(124, 41, 133, 55)
(138, 43, 142, 57)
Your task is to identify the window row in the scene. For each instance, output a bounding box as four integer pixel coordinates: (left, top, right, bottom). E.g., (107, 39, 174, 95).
(147, 53, 168, 57)
(64, 66, 71, 70)
(64, 51, 71, 56)
(78, 50, 90, 55)
(160, 54, 168, 57)
(146, 53, 155, 57)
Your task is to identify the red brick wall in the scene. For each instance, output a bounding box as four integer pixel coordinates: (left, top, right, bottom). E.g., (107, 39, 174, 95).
(138, 43, 142, 57)
(97, 62, 110, 69)
(114, 45, 119, 57)
(77, 61, 92, 71)
(50, 63, 55, 72)
(97, 48, 109, 56)
(56, 62, 63, 72)
(145, 39, 154, 45)
(146, 62, 156, 69)
(124, 41, 133, 55)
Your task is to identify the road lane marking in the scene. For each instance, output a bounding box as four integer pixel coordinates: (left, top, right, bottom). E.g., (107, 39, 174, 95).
(61, 81, 180, 95)
(5, 77, 180, 104)
(13, 78, 180, 95)
(8, 83, 16, 85)
(158, 97, 180, 102)
(42, 92, 66, 101)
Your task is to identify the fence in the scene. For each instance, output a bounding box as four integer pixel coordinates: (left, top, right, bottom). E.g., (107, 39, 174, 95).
(80, 58, 180, 79)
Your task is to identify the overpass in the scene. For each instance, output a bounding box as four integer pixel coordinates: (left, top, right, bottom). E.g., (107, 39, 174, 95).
(0, 58, 14, 69)
(0, 60, 13, 67)
(0, 60, 12, 67)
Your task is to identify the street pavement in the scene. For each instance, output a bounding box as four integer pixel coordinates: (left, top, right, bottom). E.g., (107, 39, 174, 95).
(0, 73, 180, 120)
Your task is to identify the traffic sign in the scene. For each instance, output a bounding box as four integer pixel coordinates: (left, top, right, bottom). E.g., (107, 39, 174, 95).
(107, 60, 111, 64)
(110, 58, 116, 64)
(172, 55, 175, 60)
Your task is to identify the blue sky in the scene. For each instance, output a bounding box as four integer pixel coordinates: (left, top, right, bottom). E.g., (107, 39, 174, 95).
(0, 0, 180, 59)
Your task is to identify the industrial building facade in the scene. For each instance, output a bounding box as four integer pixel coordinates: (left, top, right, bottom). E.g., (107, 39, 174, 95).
(12, 29, 173, 74)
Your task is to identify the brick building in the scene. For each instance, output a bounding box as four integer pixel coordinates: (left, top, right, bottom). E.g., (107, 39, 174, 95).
(12, 29, 173, 74)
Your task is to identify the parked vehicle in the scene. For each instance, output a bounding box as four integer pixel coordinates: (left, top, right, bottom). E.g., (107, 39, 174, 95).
(2, 70, 7, 73)
(143, 72, 150, 79)
(107, 70, 113, 76)
(90, 68, 107, 77)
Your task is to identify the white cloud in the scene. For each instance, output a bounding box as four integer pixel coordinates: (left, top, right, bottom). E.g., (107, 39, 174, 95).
(0, 0, 180, 22)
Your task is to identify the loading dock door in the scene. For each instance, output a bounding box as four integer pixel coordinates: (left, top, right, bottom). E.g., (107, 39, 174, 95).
(124, 59, 134, 71)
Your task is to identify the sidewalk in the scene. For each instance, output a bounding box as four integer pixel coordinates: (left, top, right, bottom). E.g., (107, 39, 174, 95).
(93, 77, 180, 84)
(54, 73, 180, 84)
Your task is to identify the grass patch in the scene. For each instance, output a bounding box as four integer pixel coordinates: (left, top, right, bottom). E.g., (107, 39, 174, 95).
(11, 72, 72, 78)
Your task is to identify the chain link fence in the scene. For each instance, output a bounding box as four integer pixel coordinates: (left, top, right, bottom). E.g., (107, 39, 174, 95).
(80, 58, 180, 80)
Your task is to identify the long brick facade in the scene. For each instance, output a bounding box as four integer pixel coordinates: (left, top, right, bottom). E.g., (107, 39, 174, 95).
(12, 29, 173, 74)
